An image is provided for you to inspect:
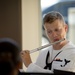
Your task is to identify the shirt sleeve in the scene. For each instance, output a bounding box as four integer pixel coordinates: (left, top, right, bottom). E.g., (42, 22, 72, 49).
(26, 63, 53, 73)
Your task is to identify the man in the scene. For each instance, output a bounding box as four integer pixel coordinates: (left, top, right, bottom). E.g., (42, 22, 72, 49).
(0, 38, 21, 75)
(21, 11, 75, 73)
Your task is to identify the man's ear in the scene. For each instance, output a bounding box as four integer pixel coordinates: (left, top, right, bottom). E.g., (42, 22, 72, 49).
(65, 24, 68, 32)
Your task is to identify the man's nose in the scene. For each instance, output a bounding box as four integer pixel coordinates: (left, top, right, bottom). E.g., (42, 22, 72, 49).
(52, 31, 57, 37)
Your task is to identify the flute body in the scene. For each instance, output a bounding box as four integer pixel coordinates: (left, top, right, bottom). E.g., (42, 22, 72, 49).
(30, 38, 65, 53)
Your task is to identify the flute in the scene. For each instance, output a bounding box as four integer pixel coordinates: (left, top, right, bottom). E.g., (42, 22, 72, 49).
(30, 38, 65, 53)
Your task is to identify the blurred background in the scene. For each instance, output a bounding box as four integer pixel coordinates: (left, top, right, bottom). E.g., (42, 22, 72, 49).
(0, 0, 75, 71)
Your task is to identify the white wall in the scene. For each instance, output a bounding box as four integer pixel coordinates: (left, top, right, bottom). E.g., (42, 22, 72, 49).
(21, 0, 42, 71)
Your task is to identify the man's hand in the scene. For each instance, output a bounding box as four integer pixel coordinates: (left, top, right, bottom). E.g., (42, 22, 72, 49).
(20, 50, 32, 67)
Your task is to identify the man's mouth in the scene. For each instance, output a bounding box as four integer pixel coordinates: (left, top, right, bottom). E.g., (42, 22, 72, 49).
(54, 39, 59, 42)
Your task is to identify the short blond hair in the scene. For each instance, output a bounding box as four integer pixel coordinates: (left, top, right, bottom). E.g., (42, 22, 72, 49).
(43, 11, 65, 24)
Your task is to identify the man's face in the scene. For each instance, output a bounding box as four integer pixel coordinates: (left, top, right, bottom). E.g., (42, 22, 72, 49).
(44, 19, 68, 43)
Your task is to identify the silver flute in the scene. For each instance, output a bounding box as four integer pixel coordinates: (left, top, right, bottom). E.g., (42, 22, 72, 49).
(30, 38, 65, 53)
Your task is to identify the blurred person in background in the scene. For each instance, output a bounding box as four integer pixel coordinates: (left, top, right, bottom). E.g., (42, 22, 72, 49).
(0, 38, 21, 75)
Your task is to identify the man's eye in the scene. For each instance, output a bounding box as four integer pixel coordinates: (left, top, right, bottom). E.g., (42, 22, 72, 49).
(55, 29, 58, 31)
(55, 29, 59, 31)
(47, 31, 52, 33)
